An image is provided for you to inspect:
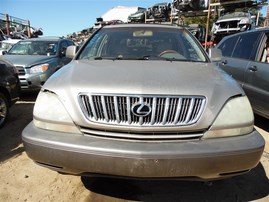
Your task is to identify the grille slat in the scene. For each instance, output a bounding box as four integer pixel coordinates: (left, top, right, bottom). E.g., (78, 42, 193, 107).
(162, 98, 170, 125)
(185, 98, 195, 123)
(127, 96, 132, 124)
(150, 97, 157, 125)
(89, 95, 97, 120)
(79, 94, 206, 127)
(15, 66, 25, 76)
(101, 96, 109, 122)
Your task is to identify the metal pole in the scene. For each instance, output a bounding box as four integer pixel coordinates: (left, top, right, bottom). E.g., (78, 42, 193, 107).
(204, 1, 211, 49)
(256, 11, 259, 27)
(5, 14, 10, 36)
(265, 1, 269, 27)
(27, 20, 31, 37)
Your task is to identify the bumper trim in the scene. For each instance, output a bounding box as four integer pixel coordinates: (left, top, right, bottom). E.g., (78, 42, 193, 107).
(22, 122, 265, 180)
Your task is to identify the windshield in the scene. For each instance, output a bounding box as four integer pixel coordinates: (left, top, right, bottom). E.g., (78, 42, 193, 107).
(78, 26, 207, 62)
(8, 40, 58, 56)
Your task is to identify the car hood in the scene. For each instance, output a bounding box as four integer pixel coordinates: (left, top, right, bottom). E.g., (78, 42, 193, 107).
(216, 16, 246, 23)
(1, 54, 57, 67)
(42, 60, 244, 131)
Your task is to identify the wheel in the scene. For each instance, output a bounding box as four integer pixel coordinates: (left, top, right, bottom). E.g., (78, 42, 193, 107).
(0, 92, 9, 128)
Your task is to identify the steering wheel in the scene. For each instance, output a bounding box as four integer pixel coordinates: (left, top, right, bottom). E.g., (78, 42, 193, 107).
(159, 50, 179, 57)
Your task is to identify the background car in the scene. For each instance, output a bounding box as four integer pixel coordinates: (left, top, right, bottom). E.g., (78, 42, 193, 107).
(1, 37, 74, 91)
(172, 0, 206, 11)
(0, 58, 20, 127)
(0, 39, 20, 55)
(128, 8, 146, 23)
(185, 24, 206, 43)
(22, 24, 264, 181)
(211, 12, 256, 43)
(147, 2, 171, 21)
(216, 28, 269, 119)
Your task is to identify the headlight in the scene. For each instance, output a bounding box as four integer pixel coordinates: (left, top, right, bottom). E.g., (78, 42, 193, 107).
(30, 63, 49, 74)
(33, 90, 81, 134)
(203, 96, 254, 139)
(239, 18, 249, 24)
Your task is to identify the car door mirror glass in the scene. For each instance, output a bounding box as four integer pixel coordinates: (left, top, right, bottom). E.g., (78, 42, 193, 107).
(66, 45, 77, 59)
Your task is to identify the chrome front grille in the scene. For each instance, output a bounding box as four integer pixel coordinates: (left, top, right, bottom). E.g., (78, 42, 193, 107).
(218, 20, 240, 29)
(79, 94, 206, 127)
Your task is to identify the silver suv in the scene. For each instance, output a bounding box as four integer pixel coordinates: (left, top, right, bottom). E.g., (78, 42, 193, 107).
(22, 24, 264, 181)
(211, 12, 256, 43)
(1, 37, 74, 91)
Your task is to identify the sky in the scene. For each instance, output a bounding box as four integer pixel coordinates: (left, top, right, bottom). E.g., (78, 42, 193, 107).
(1, 0, 162, 36)
(1, 0, 268, 37)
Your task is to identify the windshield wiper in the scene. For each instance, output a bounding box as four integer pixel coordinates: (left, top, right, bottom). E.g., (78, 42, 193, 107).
(94, 56, 103, 60)
(138, 55, 165, 60)
(139, 55, 194, 62)
(163, 58, 192, 62)
(94, 56, 125, 60)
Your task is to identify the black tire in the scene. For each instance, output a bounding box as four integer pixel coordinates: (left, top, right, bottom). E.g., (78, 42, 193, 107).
(0, 92, 9, 128)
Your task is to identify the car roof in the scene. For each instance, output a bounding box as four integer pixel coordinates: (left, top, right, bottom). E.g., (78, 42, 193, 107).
(102, 23, 184, 30)
(218, 28, 269, 43)
(20, 37, 70, 42)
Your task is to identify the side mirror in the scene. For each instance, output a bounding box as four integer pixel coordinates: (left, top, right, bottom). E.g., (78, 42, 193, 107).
(208, 48, 222, 62)
(2, 50, 7, 55)
(66, 45, 77, 59)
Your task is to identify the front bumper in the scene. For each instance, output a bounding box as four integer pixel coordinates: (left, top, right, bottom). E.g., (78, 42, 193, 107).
(22, 122, 265, 180)
(19, 73, 49, 91)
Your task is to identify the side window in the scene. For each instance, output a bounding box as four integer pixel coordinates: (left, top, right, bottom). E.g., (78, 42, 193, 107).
(60, 41, 68, 55)
(232, 32, 261, 60)
(67, 40, 74, 46)
(60, 41, 68, 50)
(259, 34, 269, 63)
(217, 36, 239, 57)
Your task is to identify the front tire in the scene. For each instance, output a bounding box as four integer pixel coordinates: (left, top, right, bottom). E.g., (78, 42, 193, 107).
(0, 93, 9, 128)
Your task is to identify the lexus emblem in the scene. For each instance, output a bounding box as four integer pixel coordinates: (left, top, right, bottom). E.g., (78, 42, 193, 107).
(131, 102, 152, 117)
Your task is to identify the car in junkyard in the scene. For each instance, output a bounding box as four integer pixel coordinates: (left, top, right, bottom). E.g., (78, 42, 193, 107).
(0, 39, 20, 55)
(216, 28, 269, 120)
(0, 58, 20, 128)
(1, 37, 74, 91)
(172, 0, 207, 11)
(93, 18, 124, 32)
(128, 8, 147, 23)
(22, 24, 264, 181)
(211, 12, 256, 43)
(147, 2, 171, 21)
(185, 24, 206, 43)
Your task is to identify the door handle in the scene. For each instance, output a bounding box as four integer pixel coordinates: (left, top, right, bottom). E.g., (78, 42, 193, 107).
(248, 66, 258, 72)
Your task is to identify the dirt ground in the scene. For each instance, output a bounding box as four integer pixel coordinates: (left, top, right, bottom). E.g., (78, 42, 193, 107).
(0, 93, 269, 202)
